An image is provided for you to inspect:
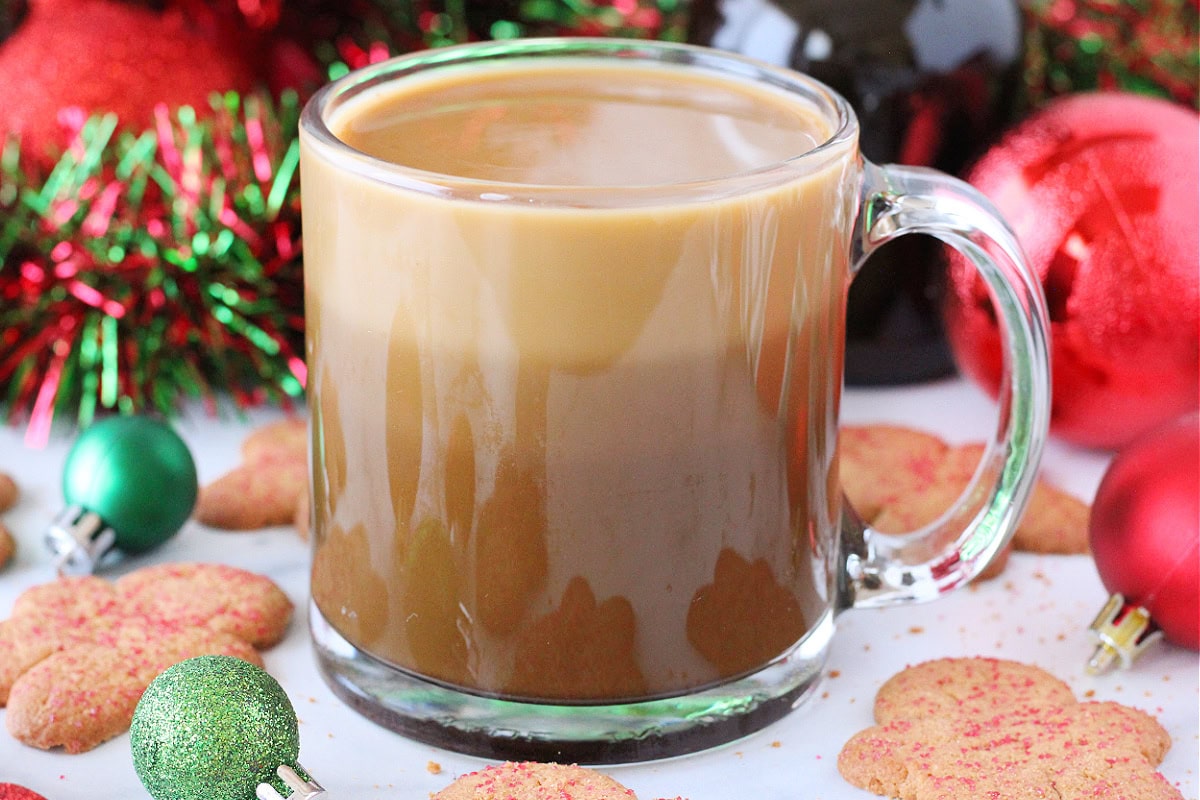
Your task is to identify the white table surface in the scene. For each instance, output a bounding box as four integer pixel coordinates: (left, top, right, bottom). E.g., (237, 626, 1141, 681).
(1, 378, 1196, 798)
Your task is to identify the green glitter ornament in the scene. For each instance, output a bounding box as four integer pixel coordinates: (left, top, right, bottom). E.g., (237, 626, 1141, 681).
(45, 415, 198, 573)
(131, 656, 325, 800)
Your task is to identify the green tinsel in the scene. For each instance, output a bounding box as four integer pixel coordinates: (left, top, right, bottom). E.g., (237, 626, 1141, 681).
(0, 0, 685, 442)
(1022, 0, 1200, 109)
(0, 91, 305, 443)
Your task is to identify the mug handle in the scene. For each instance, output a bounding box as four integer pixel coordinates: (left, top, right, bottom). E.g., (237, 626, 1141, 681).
(838, 162, 1052, 610)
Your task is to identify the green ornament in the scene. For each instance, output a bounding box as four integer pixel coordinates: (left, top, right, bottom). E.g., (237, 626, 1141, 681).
(45, 415, 197, 573)
(131, 656, 322, 800)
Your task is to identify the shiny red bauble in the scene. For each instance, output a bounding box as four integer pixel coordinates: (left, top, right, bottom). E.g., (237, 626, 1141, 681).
(944, 92, 1199, 449)
(0, 0, 262, 160)
(1089, 413, 1199, 650)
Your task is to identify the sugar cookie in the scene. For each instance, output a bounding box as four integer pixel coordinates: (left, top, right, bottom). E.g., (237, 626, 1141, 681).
(838, 657, 1181, 799)
(0, 562, 291, 752)
(433, 762, 637, 800)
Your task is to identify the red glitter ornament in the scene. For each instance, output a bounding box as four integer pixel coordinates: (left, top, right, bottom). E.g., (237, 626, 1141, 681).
(0, 0, 262, 160)
(1087, 413, 1200, 672)
(0, 784, 49, 800)
(944, 92, 1199, 449)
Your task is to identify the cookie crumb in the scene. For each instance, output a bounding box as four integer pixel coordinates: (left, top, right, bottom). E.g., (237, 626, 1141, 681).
(427, 761, 442, 775)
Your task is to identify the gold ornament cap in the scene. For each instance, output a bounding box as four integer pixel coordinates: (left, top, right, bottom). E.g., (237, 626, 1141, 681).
(1086, 593, 1164, 675)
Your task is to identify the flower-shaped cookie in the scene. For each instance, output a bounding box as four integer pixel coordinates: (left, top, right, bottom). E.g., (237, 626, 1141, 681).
(838, 657, 1181, 799)
(195, 418, 309, 531)
(433, 762, 637, 800)
(0, 562, 292, 752)
(840, 425, 1090, 559)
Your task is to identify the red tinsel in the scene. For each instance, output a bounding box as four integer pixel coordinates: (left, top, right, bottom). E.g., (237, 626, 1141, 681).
(0, 93, 306, 446)
(0, 0, 694, 445)
(1024, 0, 1200, 108)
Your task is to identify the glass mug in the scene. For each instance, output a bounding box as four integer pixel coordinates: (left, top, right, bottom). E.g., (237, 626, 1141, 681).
(298, 38, 1050, 764)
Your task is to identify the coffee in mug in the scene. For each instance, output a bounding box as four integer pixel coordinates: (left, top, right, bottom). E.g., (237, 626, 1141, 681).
(299, 38, 1050, 763)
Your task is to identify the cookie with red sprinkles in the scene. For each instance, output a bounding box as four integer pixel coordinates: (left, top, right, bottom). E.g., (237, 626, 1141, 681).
(115, 562, 293, 647)
(194, 418, 309, 531)
(0, 562, 291, 752)
(433, 761, 638, 799)
(839, 425, 1090, 563)
(0, 783, 49, 800)
(837, 657, 1182, 799)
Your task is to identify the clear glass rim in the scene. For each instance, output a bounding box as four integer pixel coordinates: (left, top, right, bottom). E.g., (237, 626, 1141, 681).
(299, 37, 859, 207)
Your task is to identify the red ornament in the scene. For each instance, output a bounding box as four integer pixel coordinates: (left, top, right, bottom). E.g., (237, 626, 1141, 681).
(1087, 413, 1199, 672)
(944, 92, 1199, 449)
(0, 0, 263, 160)
(0, 784, 49, 800)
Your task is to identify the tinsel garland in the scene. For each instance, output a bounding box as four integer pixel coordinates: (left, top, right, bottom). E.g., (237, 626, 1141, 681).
(0, 92, 305, 445)
(2, 0, 1190, 443)
(1023, 0, 1199, 109)
(0, 0, 683, 444)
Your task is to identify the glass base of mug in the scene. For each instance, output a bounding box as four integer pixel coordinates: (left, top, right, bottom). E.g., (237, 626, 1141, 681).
(309, 600, 835, 764)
